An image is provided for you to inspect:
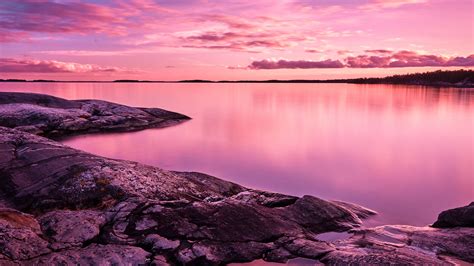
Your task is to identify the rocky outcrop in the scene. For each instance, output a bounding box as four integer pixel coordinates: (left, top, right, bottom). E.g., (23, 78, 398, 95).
(321, 225, 474, 264)
(0, 92, 190, 138)
(0, 126, 377, 264)
(432, 202, 474, 228)
(0, 92, 472, 265)
(1, 126, 472, 265)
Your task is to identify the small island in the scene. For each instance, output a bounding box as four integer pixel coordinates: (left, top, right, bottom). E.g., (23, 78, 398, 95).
(0, 92, 472, 265)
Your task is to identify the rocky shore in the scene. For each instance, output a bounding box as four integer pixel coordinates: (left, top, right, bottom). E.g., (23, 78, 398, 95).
(0, 92, 472, 265)
(0, 92, 190, 138)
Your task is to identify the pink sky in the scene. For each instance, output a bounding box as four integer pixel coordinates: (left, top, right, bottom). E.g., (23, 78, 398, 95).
(0, 0, 473, 80)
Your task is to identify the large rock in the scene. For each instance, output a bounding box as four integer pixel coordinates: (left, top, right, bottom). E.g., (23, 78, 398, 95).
(0, 126, 376, 264)
(432, 202, 474, 228)
(321, 225, 474, 264)
(0, 92, 190, 138)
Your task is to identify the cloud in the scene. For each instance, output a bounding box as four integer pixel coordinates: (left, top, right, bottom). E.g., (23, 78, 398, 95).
(197, 14, 259, 30)
(0, 1, 126, 35)
(248, 59, 345, 69)
(0, 0, 174, 41)
(305, 49, 322, 53)
(346, 51, 474, 68)
(364, 49, 394, 54)
(173, 13, 308, 52)
(337, 50, 352, 55)
(0, 30, 27, 43)
(236, 51, 474, 70)
(179, 29, 299, 52)
(0, 58, 134, 73)
(361, 0, 428, 10)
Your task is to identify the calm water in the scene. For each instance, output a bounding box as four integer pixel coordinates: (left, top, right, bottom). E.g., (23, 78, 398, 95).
(0, 82, 472, 226)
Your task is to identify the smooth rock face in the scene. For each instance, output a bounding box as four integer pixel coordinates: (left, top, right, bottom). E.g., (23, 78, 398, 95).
(322, 225, 474, 264)
(39, 210, 106, 244)
(0, 92, 472, 265)
(0, 92, 190, 138)
(432, 202, 474, 228)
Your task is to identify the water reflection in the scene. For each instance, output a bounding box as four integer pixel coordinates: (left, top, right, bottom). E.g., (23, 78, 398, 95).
(0, 82, 472, 226)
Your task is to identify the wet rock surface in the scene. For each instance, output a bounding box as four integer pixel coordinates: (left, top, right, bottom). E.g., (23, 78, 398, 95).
(0, 92, 190, 138)
(0, 93, 472, 265)
(322, 225, 474, 264)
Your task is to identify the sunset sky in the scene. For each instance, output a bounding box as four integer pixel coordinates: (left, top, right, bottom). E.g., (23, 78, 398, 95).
(0, 0, 473, 80)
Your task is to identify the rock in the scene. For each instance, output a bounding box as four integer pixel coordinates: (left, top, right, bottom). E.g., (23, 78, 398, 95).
(0, 92, 190, 138)
(282, 238, 334, 259)
(151, 255, 171, 266)
(27, 244, 150, 265)
(432, 202, 474, 228)
(0, 209, 50, 261)
(320, 225, 474, 264)
(0, 126, 375, 264)
(39, 210, 106, 244)
(143, 234, 180, 251)
(177, 240, 274, 265)
(283, 195, 375, 233)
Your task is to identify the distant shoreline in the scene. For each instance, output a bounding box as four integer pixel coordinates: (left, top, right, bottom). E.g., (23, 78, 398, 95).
(1, 69, 473, 87)
(0, 80, 472, 88)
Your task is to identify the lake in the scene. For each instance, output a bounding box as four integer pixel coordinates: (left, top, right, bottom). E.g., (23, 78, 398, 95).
(0, 82, 472, 226)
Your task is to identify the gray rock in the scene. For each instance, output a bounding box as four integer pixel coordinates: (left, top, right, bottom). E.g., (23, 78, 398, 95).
(0, 209, 50, 260)
(432, 202, 474, 228)
(39, 210, 106, 244)
(282, 238, 334, 259)
(27, 244, 150, 265)
(0, 126, 375, 264)
(321, 225, 474, 264)
(0, 92, 190, 138)
(143, 234, 180, 252)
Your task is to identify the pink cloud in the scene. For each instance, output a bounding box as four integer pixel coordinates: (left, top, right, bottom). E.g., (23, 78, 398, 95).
(174, 13, 307, 52)
(180, 29, 299, 52)
(0, 1, 126, 35)
(305, 49, 322, 53)
(364, 49, 394, 54)
(346, 55, 393, 68)
(347, 51, 474, 68)
(0, 0, 175, 41)
(0, 30, 27, 43)
(0, 58, 133, 73)
(361, 0, 428, 10)
(248, 59, 345, 69)
(239, 51, 474, 70)
(337, 50, 352, 55)
(197, 14, 259, 30)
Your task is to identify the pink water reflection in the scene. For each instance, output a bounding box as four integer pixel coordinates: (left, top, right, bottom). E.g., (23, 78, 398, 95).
(0, 82, 472, 226)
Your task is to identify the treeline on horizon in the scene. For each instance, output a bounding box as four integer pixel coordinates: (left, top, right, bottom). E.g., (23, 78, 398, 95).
(344, 69, 473, 86)
(1, 69, 473, 86)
